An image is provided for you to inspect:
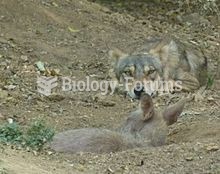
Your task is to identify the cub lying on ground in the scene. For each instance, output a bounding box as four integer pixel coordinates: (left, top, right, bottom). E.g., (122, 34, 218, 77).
(50, 94, 188, 153)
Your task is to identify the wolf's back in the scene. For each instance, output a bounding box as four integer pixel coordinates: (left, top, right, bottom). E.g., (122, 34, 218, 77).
(141, 36, 207, 84)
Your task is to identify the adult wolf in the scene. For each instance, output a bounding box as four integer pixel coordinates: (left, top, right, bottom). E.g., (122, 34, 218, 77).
(109, 36, 207, 99)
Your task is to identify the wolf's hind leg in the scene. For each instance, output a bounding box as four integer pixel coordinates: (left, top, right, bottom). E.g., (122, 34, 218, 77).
(175, 72, 200, 92)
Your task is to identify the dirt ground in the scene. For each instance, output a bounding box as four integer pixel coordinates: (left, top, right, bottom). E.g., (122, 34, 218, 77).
(0, 0, 220, 173)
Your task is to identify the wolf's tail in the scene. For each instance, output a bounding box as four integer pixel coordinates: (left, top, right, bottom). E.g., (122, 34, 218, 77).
(50, 128, 141, 154)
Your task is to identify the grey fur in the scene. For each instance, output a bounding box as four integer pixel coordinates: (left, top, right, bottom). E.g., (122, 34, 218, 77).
(50, 94, 187, 154)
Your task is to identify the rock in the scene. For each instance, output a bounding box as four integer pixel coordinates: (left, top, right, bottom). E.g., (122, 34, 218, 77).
(206, 143, 219, 152)
(107, 167, 115, 173)
(184, 153, 194, 161)
(7, 118, 13, 124)
(47, 151, 53, 155)
(48, 94, 65, 101)
(184, 155, 194, 161)
(33, 150, 38, 156)
(20, 55, 28, 62)
(94, 94, 116, 107)
(35, 61, 46, 72)
(4, 84, 16, 90)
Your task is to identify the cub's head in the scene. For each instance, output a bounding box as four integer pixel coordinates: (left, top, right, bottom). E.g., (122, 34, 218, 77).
(139, 93, 188, 125)
(109, 49, 162, 99)
(121, 93, 188, 146)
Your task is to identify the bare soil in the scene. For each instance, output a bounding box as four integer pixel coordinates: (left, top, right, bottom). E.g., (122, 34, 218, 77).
(0, 0, 220, 173)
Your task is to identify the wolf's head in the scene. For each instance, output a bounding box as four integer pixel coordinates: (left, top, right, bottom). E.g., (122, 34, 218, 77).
(109, 49, 163, 99)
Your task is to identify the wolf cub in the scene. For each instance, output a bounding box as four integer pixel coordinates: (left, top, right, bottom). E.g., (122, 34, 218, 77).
(50, 94, 188, 153)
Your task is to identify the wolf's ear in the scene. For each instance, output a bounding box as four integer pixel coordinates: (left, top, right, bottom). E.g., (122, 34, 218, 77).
(140, 94, 154, 121)
(109, 49, 127, 66)
(157, 39, 178, 59)
(163, 97, 190, 125)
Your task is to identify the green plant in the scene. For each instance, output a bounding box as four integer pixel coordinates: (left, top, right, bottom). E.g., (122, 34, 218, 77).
(0, 120, 54, 151)
(206, 74, 214, 89)
(0, 167, 9, 174)
(25, 120, 55, 150)
(0, 122, 23, 144)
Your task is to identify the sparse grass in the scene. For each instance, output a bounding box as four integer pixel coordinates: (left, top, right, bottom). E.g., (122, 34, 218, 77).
(0, 167, 9, 174)
(0, 122, 23, 145)
(25, 120, 55, 150)
(206, 74, 215, 89)
(0, 120, 54, 151)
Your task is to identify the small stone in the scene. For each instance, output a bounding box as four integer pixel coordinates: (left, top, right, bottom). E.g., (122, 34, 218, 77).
(47, 151, 53, 155)
(52, 2, 59, 7)
(7, 118, 13, 124)
(4, 84, 16, 90)
(21, 55, 28, 62)
(33, 150, 38, 156)
(107, 167, 114, 173)
(206, 143, 219, 151)
(185, 156, 194, 161)
(35, 61, 46, 72)
(207, 97, 214, 101)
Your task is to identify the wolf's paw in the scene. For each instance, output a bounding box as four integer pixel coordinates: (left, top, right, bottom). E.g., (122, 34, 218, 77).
(187, 86, 206, 102)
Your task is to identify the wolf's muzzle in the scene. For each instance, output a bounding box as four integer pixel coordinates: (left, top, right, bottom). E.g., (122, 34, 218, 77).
(134, 85, 145, 99)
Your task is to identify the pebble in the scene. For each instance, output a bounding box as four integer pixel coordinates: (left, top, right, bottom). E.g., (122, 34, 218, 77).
(4, 84, 16, 90)
(206, 143, 219, 152)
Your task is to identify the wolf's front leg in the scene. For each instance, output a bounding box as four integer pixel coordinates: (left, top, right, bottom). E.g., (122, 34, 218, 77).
(107, 69, 125, 95)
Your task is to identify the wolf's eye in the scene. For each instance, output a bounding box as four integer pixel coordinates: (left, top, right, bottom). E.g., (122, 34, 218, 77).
(148, 66, 156, 75)
(123, 66, 135, 76)
(148, 69, 155, 74)
(124, 70, 131, 76)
